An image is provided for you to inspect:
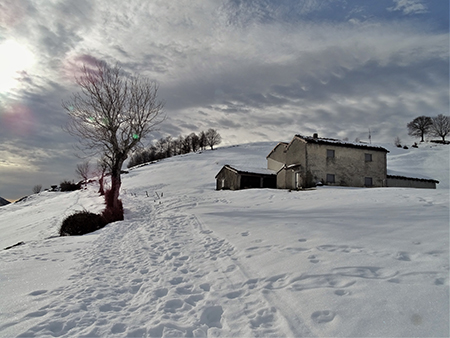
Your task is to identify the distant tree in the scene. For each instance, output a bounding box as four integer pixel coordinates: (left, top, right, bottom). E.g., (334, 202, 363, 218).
(164, 136, 173, 158)
(190, 133, 200, 152)
(394, 136, 402, 147)
(76, 160, 90, 182)
(430, 114, 450, 142)
(205, 128, 222, 150)
(32, 184, 42, 194)
(182, 134, 192, 154)
(199, 131, 207, 150)
(63, 61, 164, 222)
(407, 116, 433, 142)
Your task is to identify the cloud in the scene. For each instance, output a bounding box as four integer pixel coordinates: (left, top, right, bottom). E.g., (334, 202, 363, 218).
(388, 0, 428, 15)
(0, 0, 447, 199)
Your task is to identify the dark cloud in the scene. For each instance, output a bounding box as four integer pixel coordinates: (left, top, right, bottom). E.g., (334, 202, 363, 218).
(0, 0, 447, 199)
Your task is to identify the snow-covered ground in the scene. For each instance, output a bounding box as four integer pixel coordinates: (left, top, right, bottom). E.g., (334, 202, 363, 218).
(0, 142, 448, 337)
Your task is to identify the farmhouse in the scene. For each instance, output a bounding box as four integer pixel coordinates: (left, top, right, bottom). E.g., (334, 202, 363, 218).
(216, 133, 439, 190)
(268, 134, 389, 189)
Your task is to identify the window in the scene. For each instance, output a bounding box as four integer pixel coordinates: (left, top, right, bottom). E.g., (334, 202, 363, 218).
(327, 149, 335, 158)
(326, 174, 335, 184)
(365, 177, 373, 187)
(365, 153, 372, 162)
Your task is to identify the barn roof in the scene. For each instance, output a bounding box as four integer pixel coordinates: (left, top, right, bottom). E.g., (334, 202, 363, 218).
(215, 165, 276, 178)
(387, 170, 439, 183)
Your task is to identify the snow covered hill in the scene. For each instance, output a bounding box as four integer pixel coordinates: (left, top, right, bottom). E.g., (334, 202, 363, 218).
(0, 142, 448, 337)
(0, 196, 10, 207)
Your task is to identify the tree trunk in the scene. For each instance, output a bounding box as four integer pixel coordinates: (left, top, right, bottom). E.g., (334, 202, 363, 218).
(103, 162, 124, 223)
(98, 172, 105, 195)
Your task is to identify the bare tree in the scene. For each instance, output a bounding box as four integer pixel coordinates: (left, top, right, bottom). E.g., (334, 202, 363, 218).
(63, 62, 164, 221)
(32, 184, 42, 194)
(205, 128, 222, 150)
(96, 157, 108, 196)
(182, 134, 192, 154)
(76, 160, 90, 182)
(190, 132, 200, 152)
(394, 136, 402, 147)
(199, 131, 207, 150)
(407, 116, 433, 142)
(430, 114, 450, 142)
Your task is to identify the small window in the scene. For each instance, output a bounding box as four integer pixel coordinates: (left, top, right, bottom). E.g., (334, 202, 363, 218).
(326, 174, 335, 184)
(327, 149, 335, 158)
(365, 153, 372, 162)
(365, 177, 373, 187)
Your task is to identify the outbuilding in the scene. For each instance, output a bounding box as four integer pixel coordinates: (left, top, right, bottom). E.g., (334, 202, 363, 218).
(386, 174, 439, 189)
(215, 165, 276, 190)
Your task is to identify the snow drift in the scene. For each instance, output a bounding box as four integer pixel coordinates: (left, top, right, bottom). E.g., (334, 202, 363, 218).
(0, 142, 448, 337)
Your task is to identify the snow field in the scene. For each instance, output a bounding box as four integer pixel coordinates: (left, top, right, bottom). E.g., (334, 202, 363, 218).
(0, 141, 448, 337)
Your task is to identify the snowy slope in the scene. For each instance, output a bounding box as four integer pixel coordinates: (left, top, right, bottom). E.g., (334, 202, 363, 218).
(0, 142, 448, 337)
(0, 196, 10, 206)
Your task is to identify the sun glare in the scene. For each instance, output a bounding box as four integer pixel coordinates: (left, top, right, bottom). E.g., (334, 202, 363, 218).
(0, 40, 35, 93)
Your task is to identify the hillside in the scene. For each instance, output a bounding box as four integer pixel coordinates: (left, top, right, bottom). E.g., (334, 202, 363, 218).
(0, 142, 448, 337)
(0, 196, 10, 206)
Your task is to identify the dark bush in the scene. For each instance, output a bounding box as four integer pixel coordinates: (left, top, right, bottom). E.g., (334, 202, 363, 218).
(59, 210, 107, 236)
(60, 180, 81, 192)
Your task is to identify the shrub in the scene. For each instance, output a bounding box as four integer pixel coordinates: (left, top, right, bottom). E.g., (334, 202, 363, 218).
(59, 210, 107, 236)
(60, 180, 81, 192)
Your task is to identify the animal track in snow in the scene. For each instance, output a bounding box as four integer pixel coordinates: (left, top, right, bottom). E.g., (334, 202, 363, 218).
(317, 244, 362, 253)
(200, 305, 223, 329)
(334, 289, 351, 296)
(225, 290, 243, 299)
(395, 251, 411, 261)
(311, 310, 335, 323)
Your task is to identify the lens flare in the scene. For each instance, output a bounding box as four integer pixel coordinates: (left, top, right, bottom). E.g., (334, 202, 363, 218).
(0, 104, 35, 136)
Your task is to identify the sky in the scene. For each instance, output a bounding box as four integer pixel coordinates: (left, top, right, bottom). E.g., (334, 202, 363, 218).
(0, 0, 448, 200)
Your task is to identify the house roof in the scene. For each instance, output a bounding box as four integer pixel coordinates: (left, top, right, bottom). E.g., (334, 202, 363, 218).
(294, 134, 390, 153)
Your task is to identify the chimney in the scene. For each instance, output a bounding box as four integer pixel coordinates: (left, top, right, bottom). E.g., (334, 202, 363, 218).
(313, 133, 318, 139)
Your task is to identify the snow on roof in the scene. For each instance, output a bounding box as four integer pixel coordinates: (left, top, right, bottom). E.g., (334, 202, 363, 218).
(225, 165, 276, 176)
(295, 134, 389, 152)
(387, 169, 439, 183)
